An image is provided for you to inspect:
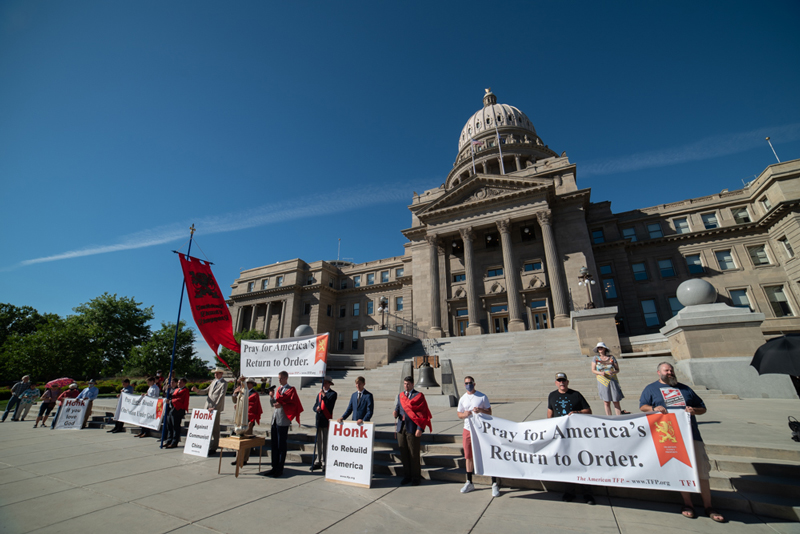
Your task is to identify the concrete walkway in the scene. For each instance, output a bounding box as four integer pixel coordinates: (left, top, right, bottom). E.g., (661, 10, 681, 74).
(2, 393, 799, 534)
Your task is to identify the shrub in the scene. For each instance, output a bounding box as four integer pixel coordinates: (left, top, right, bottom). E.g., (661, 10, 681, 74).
(0, 389, 11, 401)
(134, 383, 149, 393)
(97, 385, 116, 394)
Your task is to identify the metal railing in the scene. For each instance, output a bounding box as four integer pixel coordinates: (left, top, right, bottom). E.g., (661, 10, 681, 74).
(378, 311, 428, 340)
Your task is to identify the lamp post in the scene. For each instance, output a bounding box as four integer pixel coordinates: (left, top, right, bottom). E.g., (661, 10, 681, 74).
(377, 297, 389, 330)
(577, 266, 596, 309)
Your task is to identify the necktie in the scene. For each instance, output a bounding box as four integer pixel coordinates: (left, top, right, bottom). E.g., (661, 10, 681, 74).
(357, 392, 361, 406)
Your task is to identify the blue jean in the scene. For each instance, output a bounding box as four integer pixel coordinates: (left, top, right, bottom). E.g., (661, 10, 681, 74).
(2, 396, 21, 421)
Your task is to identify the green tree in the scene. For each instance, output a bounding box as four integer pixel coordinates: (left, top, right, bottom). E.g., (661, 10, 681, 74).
(0, 315, 102, 381)
(218, 329, 267, 376)
(72, 293, 154, 375)
(0, 303, 50, 349)
(125, 321, 209, 378)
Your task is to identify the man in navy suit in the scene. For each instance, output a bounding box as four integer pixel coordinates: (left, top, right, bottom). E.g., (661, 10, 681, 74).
(337, 376, 374, 425)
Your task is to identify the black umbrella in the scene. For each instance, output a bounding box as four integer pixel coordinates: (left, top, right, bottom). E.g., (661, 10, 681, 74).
(750, 334, 800, 375)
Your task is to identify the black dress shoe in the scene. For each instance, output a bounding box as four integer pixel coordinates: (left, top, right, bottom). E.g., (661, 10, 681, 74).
(584, 494, 595, 505)
(411, 479, 421, 486)
(400, 477, 412, 485)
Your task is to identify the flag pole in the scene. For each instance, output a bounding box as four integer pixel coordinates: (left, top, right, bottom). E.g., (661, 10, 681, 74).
(493, 112, 506, 175)
(160, 224, 196, 449)
(468, 129, 477, 176)
(766, 137, 781, 163)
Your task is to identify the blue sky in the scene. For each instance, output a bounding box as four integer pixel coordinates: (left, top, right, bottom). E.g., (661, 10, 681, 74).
(1, 1, 799, 365)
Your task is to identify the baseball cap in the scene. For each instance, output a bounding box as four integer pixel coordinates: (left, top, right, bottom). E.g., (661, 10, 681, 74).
(555, 373, 568, 380)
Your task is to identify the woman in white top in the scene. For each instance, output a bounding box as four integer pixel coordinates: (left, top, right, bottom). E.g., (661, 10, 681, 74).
(135, 377, 160, 438)
(591, 342, 626, 416)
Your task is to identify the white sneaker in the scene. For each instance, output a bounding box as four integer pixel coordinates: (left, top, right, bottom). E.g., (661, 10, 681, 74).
(460, 481, 474, 493)
(492, 482, 500, 497)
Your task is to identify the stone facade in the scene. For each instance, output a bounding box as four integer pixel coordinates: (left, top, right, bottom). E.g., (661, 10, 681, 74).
(228, 89, 800, 353)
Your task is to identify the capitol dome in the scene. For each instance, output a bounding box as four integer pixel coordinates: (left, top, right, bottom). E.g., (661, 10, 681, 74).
(457, 89, 538, 151)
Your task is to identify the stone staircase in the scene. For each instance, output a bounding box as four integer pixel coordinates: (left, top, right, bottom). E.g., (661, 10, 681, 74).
(308, 328, 738, 403)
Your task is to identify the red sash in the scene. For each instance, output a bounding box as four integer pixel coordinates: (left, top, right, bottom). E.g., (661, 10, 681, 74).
(275, 385, 303, 424)
(399, 391, 432, 432)
(317, 391, 332, 420)
(248, 391, 263, 425)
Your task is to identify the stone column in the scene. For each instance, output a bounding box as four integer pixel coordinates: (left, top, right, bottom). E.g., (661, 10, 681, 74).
(263, 301, 272, 336)
(234, 307, 242, 334)
(537, 210, 569, 326)
(460, 227, 484, 335)
(249, 304, 257, 331)
(277, 300, 286, 339)
(496, 219, 525, 332)
(514, 155, 521, 171)
(426, 234, 444, 338)
(481, 161, 488, 174)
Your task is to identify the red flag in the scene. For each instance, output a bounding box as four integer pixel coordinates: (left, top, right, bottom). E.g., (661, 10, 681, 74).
(647, 412, 693, 468)
(178, 254, 240, 355)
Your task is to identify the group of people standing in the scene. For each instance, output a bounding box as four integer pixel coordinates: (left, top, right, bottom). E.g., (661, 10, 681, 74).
(1, 376, 97, 429)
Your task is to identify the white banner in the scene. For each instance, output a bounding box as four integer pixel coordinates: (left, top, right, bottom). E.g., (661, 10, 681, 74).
(468, 411, 700, 493)
(241, 333, 329, 377)
(183, 409, 218, 457)
(114, 392, 165, 431)
(54, 399, 87, 430)
(325, 421, 374, 488)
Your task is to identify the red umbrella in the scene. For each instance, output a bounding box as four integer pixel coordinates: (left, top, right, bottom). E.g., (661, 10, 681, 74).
(45, 377, 74, 388)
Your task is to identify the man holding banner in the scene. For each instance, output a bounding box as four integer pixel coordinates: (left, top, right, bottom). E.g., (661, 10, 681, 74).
(640, 362, 724, 523)
(457, 376, 497, 497)
(165, 378, 190, 448)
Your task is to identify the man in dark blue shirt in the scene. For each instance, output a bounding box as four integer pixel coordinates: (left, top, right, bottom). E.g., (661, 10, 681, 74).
(639, 362, 724, 523)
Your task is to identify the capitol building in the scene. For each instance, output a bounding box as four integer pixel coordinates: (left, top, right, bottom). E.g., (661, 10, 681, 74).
(227, 90, 800, 354)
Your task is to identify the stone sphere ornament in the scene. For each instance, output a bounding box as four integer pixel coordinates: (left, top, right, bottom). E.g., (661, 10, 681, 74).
(676, 279, 717, 307)
(294, 324, 314, 337)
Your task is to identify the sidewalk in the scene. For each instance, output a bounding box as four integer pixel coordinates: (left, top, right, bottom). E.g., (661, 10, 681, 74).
(2, 394, 799, 534)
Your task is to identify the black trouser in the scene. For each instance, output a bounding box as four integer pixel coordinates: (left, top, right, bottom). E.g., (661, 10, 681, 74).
(166, 408, 186, 445)
(271, 423, 289, 473)
(315, 423, 329, 466)
(397, 428, 421, 481)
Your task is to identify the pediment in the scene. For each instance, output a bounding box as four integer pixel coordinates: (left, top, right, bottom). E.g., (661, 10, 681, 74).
(419, 176, 551, 218)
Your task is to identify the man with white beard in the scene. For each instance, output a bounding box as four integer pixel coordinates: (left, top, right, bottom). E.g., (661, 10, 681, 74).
(639, 362, 724, 523)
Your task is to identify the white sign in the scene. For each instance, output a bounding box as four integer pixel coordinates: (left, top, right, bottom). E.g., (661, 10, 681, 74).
(325, 421, 374, 488)
(183, 409, 218, 457)
(468, 411, 700, 493)
(54, 399, 87, 430)
(241, 333, 329, 377)
(114, 392, 165, 431)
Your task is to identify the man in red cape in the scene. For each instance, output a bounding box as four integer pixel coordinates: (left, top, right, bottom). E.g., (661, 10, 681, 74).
(232, 377, 263, 465)
(266, 371, 303, 477)
(393, 375, 432, 486)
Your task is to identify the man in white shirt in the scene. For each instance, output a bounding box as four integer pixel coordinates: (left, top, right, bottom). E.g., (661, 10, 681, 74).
(456, 376, 498, 497)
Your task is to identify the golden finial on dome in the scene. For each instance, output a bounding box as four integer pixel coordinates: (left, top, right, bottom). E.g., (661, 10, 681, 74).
(483, 88, 497, 107)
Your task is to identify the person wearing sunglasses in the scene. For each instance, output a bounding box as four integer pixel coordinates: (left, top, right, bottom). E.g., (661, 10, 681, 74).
(457, 376, 499, 497)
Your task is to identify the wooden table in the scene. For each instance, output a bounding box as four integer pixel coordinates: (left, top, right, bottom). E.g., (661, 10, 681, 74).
(218, 436, 266, 478)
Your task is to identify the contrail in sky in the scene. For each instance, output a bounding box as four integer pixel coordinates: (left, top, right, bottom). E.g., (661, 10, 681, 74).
(581, 122, 800, 177)
(14, 183, 422, 268)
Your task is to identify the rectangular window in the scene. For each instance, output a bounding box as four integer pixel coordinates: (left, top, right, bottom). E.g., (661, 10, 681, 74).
(487, 267, 504, 277)
(760, 196, 772, 211)
(339, 305, 346, 318)
(456, 309, 468, 317)
(303, 303, 311, 315)
(748, 245, 770, 266)
(658, 259, 676, 278)
(262, 279, 269, 290)
(353, 303, 360, 316)
(367, 300, 374, 315)
(395, 296, 404, 311)
(641, 299, 660, 327)
(367, 273, 375, 285)
(668, 297, 684, 317)
(453, 273, 466, 282)
(602, 278, 618, 299)
(276, 276, 284, 287)
(307, 275, 314, 285)
(673, 218, 690, 234)
(490, 305, 508, 313)
(529, 299, 547, 309)
(592, 229, 605, 244)
(338, 332, 344, 351)
(247, 282, 254, 292)
(396, 268, 404, 277)
(520, 226, 535, 241)
(632, 262, 648, 281)
(686, 254, 704, 274)
(701, 213, 718, 230)
(326, 304, 332, 317)
(329, 278, 334, 288)
(381, 271, 389, 283)
(647, 223, 663, 239)
(523, 262, 543, 272)
(395, 325, 404, 334)
(354, 275, 361, 287)
(732, 207, 751, 224)
(351, 331, 358, 350)
(622, 227, 637, 242)
(765, 285, 793, 317)
(730, 289, 751, 309)
(779, 237, 795, 259)
(599, 265, 613, 275)
(715, 250, 736, 271)
(340, 279, 347, 289)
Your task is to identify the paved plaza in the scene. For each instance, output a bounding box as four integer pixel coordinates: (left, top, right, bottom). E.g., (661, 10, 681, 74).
(1, 394, 799, 534)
